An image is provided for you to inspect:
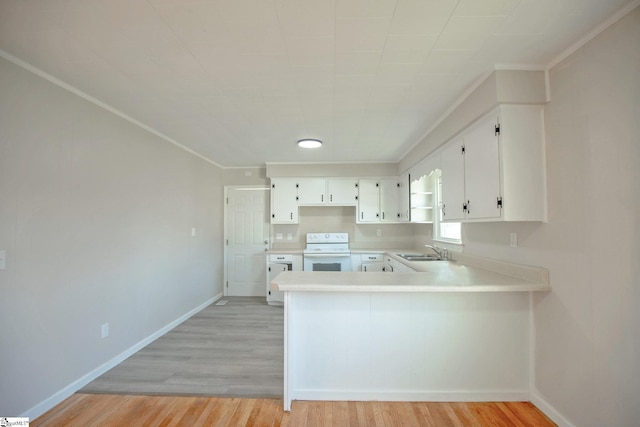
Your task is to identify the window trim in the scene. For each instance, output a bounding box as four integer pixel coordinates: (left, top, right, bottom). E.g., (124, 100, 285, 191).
(433, 170, 462, 245)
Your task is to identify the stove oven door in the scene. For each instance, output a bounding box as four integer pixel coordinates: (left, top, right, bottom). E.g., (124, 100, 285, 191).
(303, 253, 352, 272)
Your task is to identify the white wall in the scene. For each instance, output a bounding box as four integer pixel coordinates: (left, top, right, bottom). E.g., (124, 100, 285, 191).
(461, 7, 640, 426)
(271, 206, 422, 251)
(0, 57, 224, 416)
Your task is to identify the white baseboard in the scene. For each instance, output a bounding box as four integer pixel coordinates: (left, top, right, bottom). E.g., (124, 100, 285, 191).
(531, 390, 575, 427)
(22, 294, 221, 420)
(293, 389, 530, 403)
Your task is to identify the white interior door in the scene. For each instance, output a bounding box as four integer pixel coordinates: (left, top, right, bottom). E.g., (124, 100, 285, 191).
(226, 188, 269, 296)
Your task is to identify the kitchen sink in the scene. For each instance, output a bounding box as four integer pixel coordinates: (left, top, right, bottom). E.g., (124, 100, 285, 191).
(396, 253, 443, 261)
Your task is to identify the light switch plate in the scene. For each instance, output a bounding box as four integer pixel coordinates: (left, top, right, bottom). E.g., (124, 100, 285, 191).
(0, 250, 6, 270)
(101, 323, 109, 339)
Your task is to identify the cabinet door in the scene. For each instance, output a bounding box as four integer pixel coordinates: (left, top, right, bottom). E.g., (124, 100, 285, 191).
(362, 262, 384, 272)
(271, 178, 299, 223)
(267, 262, 288, 303)
(327, 178, 357, 205)
(357, 179, 379, 222)
(397, 174, 410, 222)
(296, 178, 326, 205)
(440, 140, 466, 221)
(464, 115, 501, 220)
(379, 178, 400, 222)
(384, 256, 395, 272)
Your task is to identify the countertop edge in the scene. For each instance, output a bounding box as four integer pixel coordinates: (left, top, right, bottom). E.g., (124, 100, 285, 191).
(271, 283, 551, 293)
(270, 271, 551, 293)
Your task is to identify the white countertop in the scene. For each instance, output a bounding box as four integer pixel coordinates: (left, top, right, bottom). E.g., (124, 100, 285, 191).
(271, 249, 551, 293)
(267, 247, 550, 292)
(266, 249, 304, 255)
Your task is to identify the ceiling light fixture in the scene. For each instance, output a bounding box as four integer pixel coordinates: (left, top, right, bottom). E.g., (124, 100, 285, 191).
(297, 139, 322, 149)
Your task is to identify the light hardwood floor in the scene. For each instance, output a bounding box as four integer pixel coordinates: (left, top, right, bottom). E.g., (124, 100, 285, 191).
(33, 394, 556, 426)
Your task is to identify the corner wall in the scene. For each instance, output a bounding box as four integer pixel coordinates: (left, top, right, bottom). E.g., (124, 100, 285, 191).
(0, 57, 224, 416)
(461, 7, 640, 426)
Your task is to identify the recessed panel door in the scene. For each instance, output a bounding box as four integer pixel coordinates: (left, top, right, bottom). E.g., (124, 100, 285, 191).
(440, 139, 466, 221)
(226, 188, 269, 296)
(464, 115, 501, 220)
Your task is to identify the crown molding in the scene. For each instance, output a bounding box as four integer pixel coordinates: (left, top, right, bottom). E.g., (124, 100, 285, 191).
(0, 49, 223, 169)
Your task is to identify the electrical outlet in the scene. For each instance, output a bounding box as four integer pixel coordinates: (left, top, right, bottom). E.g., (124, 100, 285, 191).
(286, 233, 293, 241)
(191, 227, 196, 237)
(376, 229, 382, 237)
(510, 233, 518, 248)
(101, 323, 109, 339)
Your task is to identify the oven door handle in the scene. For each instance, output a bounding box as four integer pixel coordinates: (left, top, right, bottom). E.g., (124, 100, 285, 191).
(303, 253, 351, 258)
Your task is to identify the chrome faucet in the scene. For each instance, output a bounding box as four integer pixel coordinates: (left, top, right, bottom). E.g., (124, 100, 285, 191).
(424, 245, 443, 259)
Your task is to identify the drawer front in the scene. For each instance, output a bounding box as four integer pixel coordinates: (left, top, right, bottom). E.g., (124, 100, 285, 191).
(269, 254, 294, 262)
(361, 254, 383, 262)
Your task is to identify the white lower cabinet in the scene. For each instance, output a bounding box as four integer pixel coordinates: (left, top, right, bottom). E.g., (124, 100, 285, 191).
(384, 256, 395, 272)
(266, 254, 302, 304)
(384, 256, 414, 272)
(359, 253, 384, 272)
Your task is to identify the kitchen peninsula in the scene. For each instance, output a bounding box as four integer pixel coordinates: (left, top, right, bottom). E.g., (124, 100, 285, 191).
(270, 255, 550, 411)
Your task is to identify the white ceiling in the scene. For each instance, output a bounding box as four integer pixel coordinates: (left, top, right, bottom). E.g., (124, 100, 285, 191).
(0, 0, 632, 167)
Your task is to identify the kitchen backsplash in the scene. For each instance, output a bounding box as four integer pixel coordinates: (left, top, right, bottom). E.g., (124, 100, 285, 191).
(270, 206, 432, 250)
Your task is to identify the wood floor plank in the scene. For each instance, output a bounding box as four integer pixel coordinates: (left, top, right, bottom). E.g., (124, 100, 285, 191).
(172, 397, 210, 427)
(495, 401, 528, 427)
(426, 401, 456, 426)
(333, 401, 349, 426)
(448, 401, 483, 427)
(350, 401, 366, 426)
(503, 401, 553, 427)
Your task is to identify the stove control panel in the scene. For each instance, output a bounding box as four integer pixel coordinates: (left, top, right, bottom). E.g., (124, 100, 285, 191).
(306, 233, 349, 243)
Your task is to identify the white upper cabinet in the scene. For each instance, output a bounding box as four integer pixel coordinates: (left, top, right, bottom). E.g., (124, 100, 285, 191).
(464, 115, 501, 220)
(296, 178, 358, 206)
(379, 179, 399, 222)
(357, 177, 408, 223)
(270, 178, 299, 223)
(440, 105, 546, 222)
(326, 178, 358, 205)
(397, 173, 410, 222)
(440, 139, 466, 221)
(357, 179, 380, 222)
(296, 178, 326, 205)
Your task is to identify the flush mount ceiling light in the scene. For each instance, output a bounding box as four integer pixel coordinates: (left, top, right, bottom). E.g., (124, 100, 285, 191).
(297, 139, 322, 149)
